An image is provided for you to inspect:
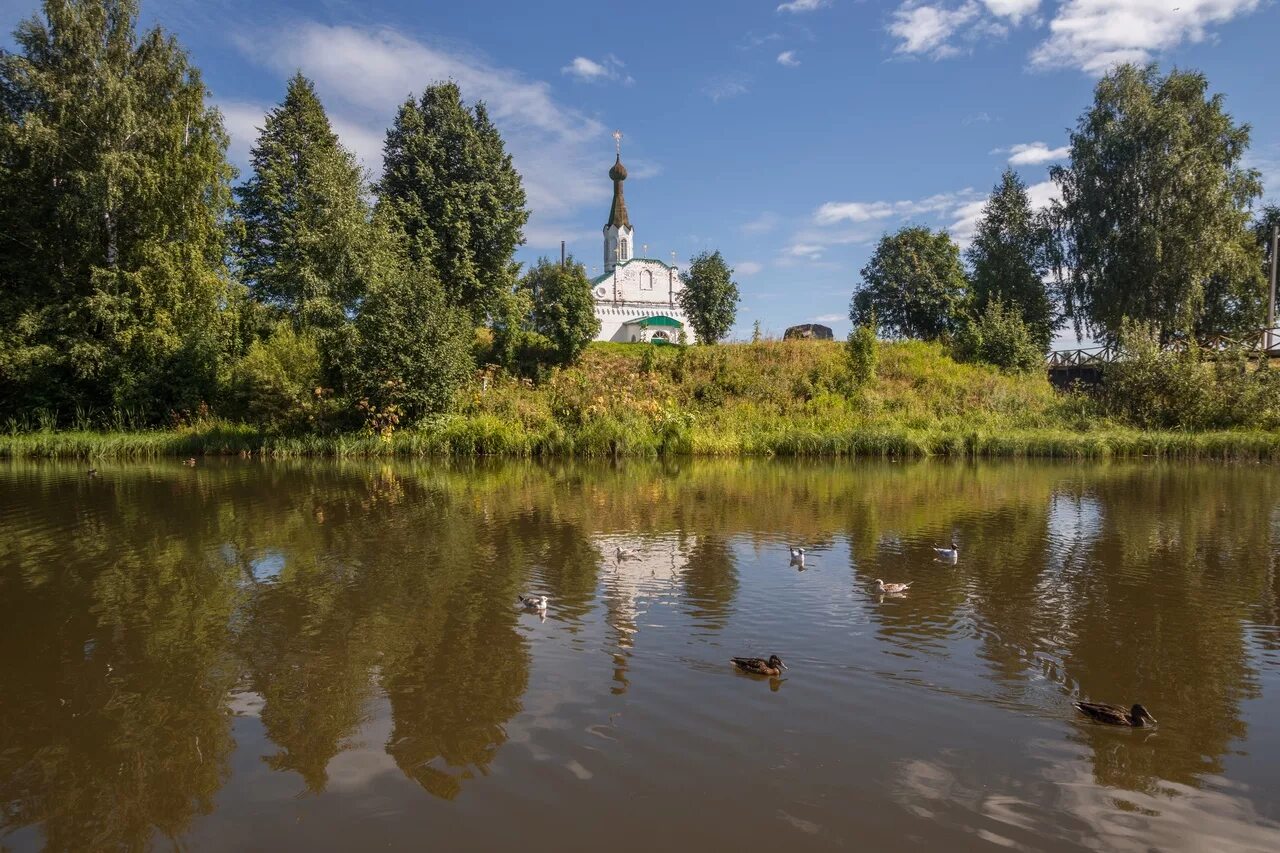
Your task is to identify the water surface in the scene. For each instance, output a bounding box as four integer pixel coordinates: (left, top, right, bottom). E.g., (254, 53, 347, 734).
(2, 459, 1280, 851)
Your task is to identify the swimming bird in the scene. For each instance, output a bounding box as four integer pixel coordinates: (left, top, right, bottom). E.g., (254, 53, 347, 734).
(731, 655, 787, 677)
(1073, 702, 1157, 727)
(183, 457, 197, 467)
(616, 546, 637, 560)
(789, 545, 806, 559)
(86, 467, 98, 478)
(518, 595, 548, 612)
(933, 541, 959, 563)
(874, 579, 912, 594)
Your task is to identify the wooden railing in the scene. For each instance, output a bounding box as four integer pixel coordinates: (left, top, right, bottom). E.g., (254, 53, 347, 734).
(1048, 326, 1280, 367)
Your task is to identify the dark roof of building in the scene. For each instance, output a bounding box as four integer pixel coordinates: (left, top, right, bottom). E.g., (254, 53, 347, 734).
(606, 155, 631, 229)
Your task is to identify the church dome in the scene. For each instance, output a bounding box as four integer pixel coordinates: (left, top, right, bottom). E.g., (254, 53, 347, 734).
(609, 155, 628, 181)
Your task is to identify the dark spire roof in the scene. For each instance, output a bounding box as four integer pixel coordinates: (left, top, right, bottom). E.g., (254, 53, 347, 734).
(606, 155, 630, 229)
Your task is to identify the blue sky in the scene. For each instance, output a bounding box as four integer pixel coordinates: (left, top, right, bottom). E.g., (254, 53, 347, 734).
(3, 0, 1278, 342)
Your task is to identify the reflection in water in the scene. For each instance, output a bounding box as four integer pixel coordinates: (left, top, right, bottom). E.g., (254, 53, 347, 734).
(1, 459, 1279, 850)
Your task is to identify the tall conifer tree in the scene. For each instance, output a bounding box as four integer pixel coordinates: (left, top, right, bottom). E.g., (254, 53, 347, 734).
(0, 0, 234, 420)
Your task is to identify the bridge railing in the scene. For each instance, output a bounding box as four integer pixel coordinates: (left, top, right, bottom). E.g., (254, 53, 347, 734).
(1048, 326, 1280, 366)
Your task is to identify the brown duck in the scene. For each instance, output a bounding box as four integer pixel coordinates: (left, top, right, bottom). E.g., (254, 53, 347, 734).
(1073, 702, 1157, 727)
(731, 655, 787, 677)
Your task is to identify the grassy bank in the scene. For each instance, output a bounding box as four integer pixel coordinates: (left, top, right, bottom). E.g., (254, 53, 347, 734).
(4, 340, 1280, 461)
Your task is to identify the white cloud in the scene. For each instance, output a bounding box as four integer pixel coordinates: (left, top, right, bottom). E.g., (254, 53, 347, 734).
(777, 0, 829, 12)
(813, 313, 846, 323)
(1031, 0, 1263, 74)
(562, 54, 634, 85)
(741, 212, 781, 234)
(814, 190, 981, 225)
(888, 2, 982, 59)
(736, 261, 765, 276)
(947, 179, 1061, 246)
(702, 73, 751, 101)
(230, 23, 616, 249)
(999, 141, 1070, 165)
(786, 243, 826, 260)
(777, 50, 801, 66)
(981, 0, 1039, 23)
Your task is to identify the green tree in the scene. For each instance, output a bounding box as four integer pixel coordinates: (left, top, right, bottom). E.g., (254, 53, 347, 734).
(678, 250, 740, 344)
(378, 83, 528, 321)
(1050, 64, 1262, 343)
(234, 73, 373, 333)
(967, 169, 1057, 351)
(522, 256, 600, 366)
(846, 321, 878, 387)
(0, 0, 235, 421)
(351, 258, 474, 423)
(953, 298, 1044, 373)
(852, 226, 968, 341)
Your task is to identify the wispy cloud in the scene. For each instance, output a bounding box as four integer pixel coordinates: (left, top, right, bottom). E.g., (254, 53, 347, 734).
(813, 313, 846, 323)
(777, 0, 829, 12)
(946, 179, 1060, 245)
(702, 73, 751, 102)
(562, 54, 634, 85)
(741, 30, 783, 49)
(963, 111, 993, 125)
(741, 212, 781, 234)
(736, 261, 765, 276)
(776, 50, 801, 66)
(229, 22, 616, 249)
(995, 141, 1070, 165)
(814, 190, 982, 225)
(888, 2, 983, 59)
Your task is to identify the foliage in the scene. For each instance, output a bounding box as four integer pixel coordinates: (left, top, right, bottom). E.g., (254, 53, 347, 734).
(0, 0, 235, 422)
(1050, 64, 1263, 343)
(227, 323, 330, 430)
(350, 261, 474, 423)
(522, 256, 600, 367)
(954, 299, 1044, 373)
(852, 226, 969, 341)
(846, 322, 878, 387)
(678, 251, 740, 344)
(234, 73, 374, 332)
(966, 169, 1057, 351)
(1100, 320, 1280, 430)
(378, 82, 528, 321)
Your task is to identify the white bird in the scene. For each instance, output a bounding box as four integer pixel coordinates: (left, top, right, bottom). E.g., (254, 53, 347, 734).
(933, 541, 959, 564)
(789, 545, 806, 559)
(518, 595, 548, 612)
(874, 579, 912, 594)
(616, 546, 637, 560)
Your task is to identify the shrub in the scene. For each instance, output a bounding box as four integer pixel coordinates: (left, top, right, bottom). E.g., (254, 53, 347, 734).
(954, 299, 1043, 373)
(227, 323, 325, 429)
(846, 322, 878, 387)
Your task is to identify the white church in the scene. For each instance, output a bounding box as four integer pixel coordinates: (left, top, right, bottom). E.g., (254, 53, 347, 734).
(589, 135, 694, 344)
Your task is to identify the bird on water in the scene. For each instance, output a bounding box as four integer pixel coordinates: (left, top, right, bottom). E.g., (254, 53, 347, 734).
(1074, 702, 1157, 727)
(518, 595, 548, 612)
(731, 655, 787, 677)
(933, 541, 959, 564)
(874, 579, 912, 594)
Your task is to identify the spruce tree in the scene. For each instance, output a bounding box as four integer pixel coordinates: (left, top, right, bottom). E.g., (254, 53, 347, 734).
(0, 0, 234, 420)
(235, 73, 373, 332)
(966, 169, 1057, 352)
(377, 82, 528, 321)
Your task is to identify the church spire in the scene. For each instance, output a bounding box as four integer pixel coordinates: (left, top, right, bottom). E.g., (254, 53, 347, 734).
(603, 130, 633, 273)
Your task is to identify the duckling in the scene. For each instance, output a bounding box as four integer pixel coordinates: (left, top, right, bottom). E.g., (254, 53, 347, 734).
(731, 655, 787, 677)
(874, 579, 912, 594)
(933, 541, 959, 564)
(518, 594, 548, 612)
(1073, 702, 1157, 727)
(615, 546, 637, 560)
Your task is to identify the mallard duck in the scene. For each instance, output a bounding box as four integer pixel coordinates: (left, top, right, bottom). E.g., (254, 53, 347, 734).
(731, 655, 787, 676)
(615, 546, 637, 560)
(518, 595, 548, 612)
(1074, 702, 1157, 727)
(183, 457, 197, 467)
(933, 541, 959, 563)
(874, 579, 912, 593)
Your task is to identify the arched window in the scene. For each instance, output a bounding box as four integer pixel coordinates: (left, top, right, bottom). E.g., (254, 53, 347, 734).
(641, 270, 653, 291)
(619, 238, 629, 260)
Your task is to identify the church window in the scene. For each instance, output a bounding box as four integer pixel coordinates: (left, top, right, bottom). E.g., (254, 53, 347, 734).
(619, 238, 629, 260)
(642, 270, 653, 291)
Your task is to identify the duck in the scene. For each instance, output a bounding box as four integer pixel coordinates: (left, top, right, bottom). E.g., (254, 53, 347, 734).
(86, 467, 99, 478)
(518, 595, 548, 612)
(731, 655, 787, 677)
(1073, 701, 1157, 727)
(788, 545, 806, 559)
(615, 546, 637, 560)
(874, 579, 912, 594)
(183, 457, 197, 467)
(933, 541, 959, 564)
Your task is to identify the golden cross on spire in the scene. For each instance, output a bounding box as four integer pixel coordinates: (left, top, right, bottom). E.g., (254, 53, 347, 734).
(612, 129, 623, 156)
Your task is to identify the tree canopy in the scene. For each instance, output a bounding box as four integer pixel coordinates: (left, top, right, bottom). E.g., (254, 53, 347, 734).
(1050, 64, 1263, 343)
(852, 226, 968, 341)
(679, 251, 740, 344)
(522, 257, 600, 367)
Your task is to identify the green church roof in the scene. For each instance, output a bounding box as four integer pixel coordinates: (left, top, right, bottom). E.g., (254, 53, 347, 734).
(623, 315, 683, 328)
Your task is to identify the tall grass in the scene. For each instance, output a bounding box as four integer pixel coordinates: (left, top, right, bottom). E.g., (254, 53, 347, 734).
(4, 340, 1280, 461)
